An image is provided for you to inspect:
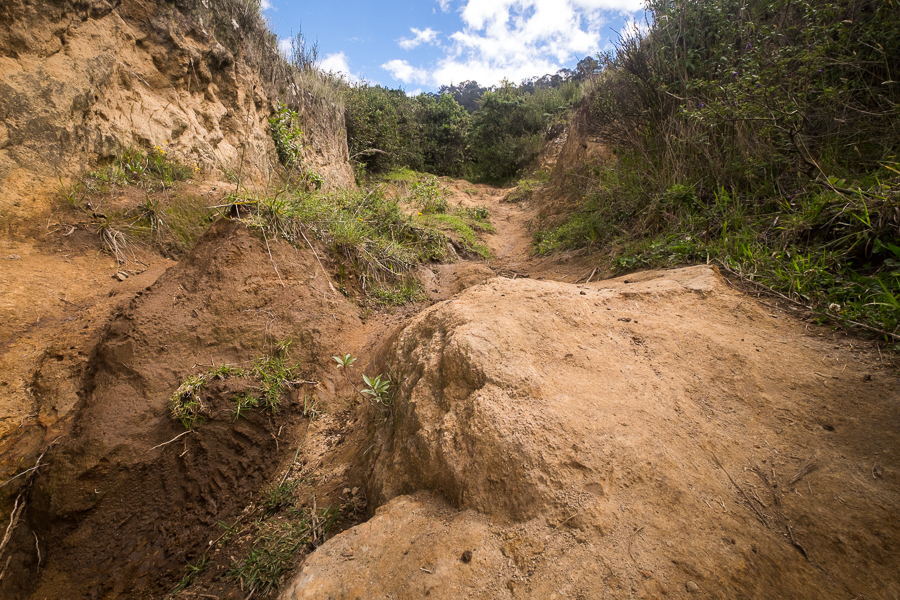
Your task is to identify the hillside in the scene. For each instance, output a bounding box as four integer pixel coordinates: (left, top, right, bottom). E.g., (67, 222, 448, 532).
(0, 1, 898, 599)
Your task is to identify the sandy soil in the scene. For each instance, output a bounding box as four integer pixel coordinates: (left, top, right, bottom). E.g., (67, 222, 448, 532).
(0, 175, 897, 599)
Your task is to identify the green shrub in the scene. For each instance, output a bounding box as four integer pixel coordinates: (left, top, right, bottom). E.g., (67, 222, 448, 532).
(269, 103, 304, 169)
(538, 0, 900, 338)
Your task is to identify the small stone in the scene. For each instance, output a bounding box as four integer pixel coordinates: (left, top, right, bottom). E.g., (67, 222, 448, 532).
(114, 272, 128, 281)
(461, 550, 473, 563)
(686, 581, 700, 593)
(5, 254, 20, 260)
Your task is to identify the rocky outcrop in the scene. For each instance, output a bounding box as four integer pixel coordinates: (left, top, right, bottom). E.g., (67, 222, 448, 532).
(282, 266, 900, 599)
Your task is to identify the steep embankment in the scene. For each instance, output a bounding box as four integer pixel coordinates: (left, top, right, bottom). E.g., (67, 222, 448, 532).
(0, 0, 352, 239)
(0, 1, 359, 597)
(0, 0, 353, 469)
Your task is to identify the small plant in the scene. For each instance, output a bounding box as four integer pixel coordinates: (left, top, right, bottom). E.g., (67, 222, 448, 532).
(333, 352, 393, 410)
(169, 374, 208, 429)
(411, 177, 450, 214)
(301, 169, 324, 190)
(60, 177, 83, 207)
(301, 394, 321, 420)
(232, 392, 259, 422)
(136, 196, 167, 233)
(471, 205, 490, 220)
(270, 102, 304, 169)
(252, 339, 299, 412)
(361, 374, 391, 406)
(263, 480, 298, 515)
(173, 554, 209, 593)
(332, 353, 357, 369)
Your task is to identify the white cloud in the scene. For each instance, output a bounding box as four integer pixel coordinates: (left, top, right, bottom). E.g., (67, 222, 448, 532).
(398, 27, 441, 50)
(381, 59, 428, 84)
(383, 0, 644, 87)
(406, 88, 424, 97)
(437, 0, 453, 12)
(320, 52, 360, 82)
(259, 0, 273, 10)
(277, 38, 292, 58)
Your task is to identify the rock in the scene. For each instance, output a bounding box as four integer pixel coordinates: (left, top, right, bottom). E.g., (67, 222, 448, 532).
(281, 266, 900, 600)
(686, 581, 700, 593)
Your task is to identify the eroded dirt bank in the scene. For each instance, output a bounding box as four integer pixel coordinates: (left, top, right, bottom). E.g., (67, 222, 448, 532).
(283, 267, 899, 599)
(0, 0, 353, 240)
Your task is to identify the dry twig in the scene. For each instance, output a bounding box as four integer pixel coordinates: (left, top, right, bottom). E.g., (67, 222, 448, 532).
(788, 456, 818, 486)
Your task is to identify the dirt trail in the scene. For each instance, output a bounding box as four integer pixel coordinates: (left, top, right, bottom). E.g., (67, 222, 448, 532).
(418, 179, 595, 306)
(280, 184, 900, 600)
(1, 175, 898, 600)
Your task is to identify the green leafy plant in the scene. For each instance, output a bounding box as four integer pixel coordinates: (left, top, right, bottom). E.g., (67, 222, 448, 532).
(269, 102, 304, 169)
(169, 343, 298, 430)
(173, 554, 209, 593)
(361, 374, 391, 406)
(332, 353, 357, 369)
(411, 177, 450, 214)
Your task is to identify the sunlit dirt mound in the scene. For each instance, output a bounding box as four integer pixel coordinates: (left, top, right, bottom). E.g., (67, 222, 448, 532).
(283, 266, 900, 599)
(3, 219, 359, 599)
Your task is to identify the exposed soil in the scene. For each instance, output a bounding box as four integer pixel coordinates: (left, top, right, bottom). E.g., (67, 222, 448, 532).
(302, 266, 897, 600)
(3, 162, 898, 600)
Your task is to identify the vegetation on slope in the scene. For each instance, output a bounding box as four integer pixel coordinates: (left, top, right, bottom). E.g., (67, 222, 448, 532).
(536, 0, 900, 340)
(344, 79, 582, 183)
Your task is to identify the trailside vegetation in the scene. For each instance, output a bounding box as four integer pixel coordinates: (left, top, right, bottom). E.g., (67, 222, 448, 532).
(343, 78, 583, 183)
(537, 0, 900, 340)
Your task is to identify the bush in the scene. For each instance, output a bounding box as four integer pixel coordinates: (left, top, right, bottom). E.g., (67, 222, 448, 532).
(344, 84, 422, 174)
(540, 0, 900, 337)
(416, 93, 471, 176)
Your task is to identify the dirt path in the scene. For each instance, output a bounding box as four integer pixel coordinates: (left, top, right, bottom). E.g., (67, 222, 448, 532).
(276, 180, 900, 600)
(416, 179, 595, 307)
(2, 174, 898, 600)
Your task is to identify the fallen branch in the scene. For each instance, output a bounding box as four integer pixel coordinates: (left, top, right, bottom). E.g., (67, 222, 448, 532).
(709, 452, 770, 528)
(349, 148, 389, 160)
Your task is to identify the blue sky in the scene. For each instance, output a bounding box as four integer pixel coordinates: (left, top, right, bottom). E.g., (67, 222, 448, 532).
(260, 0, 646, 94)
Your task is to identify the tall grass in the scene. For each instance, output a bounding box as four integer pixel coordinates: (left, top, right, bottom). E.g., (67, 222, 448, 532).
(539, 0, 900, 340)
